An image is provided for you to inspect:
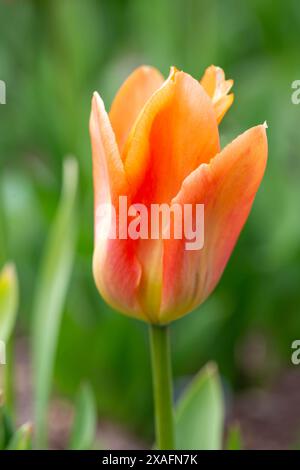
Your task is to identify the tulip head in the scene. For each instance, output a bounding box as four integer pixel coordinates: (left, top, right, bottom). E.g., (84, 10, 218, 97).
(90, 65, 267, 324)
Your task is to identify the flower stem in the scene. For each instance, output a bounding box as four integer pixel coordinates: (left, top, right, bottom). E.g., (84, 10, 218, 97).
(149, 323, 175, 449)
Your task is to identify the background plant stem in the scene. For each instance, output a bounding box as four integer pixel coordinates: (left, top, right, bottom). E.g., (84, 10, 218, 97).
(149, 323, 175, 449)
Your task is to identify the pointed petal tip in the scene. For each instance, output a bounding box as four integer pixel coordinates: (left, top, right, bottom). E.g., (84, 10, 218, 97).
(91, 92, 107, 124)
(91, 92, 100, 114)
(168, 65, 179, 81)
(235, 123, 268, 149)
(252, 123, 268, 145)
(92, 91, 102, 105)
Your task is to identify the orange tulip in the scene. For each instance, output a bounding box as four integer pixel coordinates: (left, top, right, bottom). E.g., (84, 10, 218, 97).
(90, 65, 267, 324)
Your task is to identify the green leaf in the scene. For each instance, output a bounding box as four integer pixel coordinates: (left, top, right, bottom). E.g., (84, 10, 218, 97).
(32, 158, 78, 448)
(0, 392, 5, 449)
(69, 383, 97, 450)
(0, 263, 18, 344)
(226, 422, 243, 450)
(0, 394, 15, 449)
(175, 362, 224, 450)
(6, 423, 32, 450)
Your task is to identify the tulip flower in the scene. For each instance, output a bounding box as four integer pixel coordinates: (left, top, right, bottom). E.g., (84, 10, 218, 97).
(90, 65, 268, 449)
(90, 65, 267, 325)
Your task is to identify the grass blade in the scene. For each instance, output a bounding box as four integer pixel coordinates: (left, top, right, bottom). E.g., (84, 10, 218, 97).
(69, 383, 97, 450)
(0, 263, 18, 412)
(7, 423, 32, 450)
(32, 158, 78, 448)
(0, 263, 18, 344)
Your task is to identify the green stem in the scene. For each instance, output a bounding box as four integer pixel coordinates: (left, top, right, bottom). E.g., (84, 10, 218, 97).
(149, 324, 175, 450)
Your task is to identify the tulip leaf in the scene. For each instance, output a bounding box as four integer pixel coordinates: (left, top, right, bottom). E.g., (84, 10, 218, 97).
(6, 423, 32, 450)
(175, 362, 224, 450)
(0, 263, 18, 344)
(32, 158, 78, 448)
(69, 383, 97, 450)
(226, 422, 243, 450)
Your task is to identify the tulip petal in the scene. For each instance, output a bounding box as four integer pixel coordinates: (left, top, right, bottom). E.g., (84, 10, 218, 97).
(124, 70, 220, 205)
(109, 66, 164, 154)
(160, 125, 268, 323)
(90, 92, 129, 213)
(200, 65, 234, 124)
(136, 238, 163, 323)
(90, 93, 144, 319)
(93, 236, 145, 321)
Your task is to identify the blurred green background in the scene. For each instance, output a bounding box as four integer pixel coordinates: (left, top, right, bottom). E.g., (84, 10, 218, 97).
(0, 0, 300, 442)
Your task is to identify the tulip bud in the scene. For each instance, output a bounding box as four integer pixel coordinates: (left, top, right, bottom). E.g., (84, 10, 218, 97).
(90, 66, 267, 324)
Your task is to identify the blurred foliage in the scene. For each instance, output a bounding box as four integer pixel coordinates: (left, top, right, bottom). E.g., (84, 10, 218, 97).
(0, 263, 18, 344)
(6, 423, 32, 450)
(69, 383, 97, 450)
(226, 422, 243, 450)
(0, 0, 300, 441)
(32, 157, 78, 447)
(175, 363, 224, 450)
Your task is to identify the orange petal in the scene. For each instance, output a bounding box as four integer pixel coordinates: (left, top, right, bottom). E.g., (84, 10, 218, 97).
(124, 70, 220, 205)
(93, 236, 145, 321)
(160, 124, 268, 323)
(109, 66, 164, 155)
(201, 65, 234, 124)
(90, 93, 143, 319)
(90, 92, 129, 213)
